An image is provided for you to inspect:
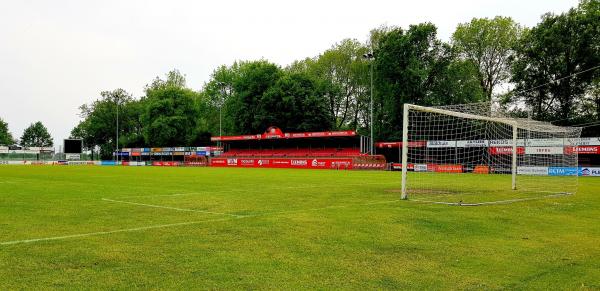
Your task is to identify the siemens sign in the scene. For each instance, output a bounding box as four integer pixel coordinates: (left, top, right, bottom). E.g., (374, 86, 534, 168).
(548, 167, 579, 176)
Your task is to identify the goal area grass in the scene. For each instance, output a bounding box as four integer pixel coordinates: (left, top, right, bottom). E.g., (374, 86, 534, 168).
(1, 166, 598, 289)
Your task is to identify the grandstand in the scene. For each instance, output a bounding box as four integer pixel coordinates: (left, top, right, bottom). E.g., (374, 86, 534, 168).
(211, 126, 386, 169)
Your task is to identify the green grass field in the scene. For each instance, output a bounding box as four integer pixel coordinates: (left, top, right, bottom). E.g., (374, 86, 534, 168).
(1, 166, 598, 289)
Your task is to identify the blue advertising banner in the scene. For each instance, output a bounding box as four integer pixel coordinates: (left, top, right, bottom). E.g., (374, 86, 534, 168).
(548, 167, 579, 176)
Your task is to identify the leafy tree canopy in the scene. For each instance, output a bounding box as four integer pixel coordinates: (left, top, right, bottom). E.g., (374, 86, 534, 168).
(20, 121, 53, 147)
(510, 0, 600, 122)
(453, 16, 522, 100)
(0, 118, 15, 146)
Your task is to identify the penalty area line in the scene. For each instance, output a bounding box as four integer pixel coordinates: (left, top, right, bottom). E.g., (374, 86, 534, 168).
(101, 198, 243, 218)
(0, 217, 239, 246)
(0, 199, 402, 246)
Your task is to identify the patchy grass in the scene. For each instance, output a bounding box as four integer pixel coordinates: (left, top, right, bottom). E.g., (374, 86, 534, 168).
(0, 166, 598, 289)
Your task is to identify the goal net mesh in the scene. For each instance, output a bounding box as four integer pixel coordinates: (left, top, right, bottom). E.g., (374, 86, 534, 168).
(402, 102, 581, 204)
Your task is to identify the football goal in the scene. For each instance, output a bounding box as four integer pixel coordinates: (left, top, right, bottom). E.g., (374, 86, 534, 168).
(400, 102, 581, 205)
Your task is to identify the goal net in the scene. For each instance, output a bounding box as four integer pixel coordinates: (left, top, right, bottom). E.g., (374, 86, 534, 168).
(401, 102, 581, 205)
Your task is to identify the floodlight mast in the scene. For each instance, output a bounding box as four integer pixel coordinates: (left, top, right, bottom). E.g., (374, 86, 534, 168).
(400, 103, 519, 200)
(116, 98, 119, 163)
(217, 82, 226, 150)
(363, 52, 375, 155)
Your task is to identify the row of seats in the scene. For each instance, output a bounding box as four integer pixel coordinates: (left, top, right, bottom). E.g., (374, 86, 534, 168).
(221, 148, 362, 157)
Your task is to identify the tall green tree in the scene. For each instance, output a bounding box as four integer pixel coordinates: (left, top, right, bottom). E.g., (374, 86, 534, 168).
(71, 88, 138, 159)
(290, 39, 370, 130)
(0, 118, 14, 145)
(202, 63, 242, 136)
(256, 72, 332, 132)
(452, 16, 522, 100)
(20, 121, 53, 147)
(373, 23, 485, 140)
(510, 0, 600, 122)
(141, 70, 202, 146)
(227, 60, 282, 134)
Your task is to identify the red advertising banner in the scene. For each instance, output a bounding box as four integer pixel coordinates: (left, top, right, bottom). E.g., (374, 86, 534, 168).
(435, 164, 463, 173)
(184, 161, 208, 167)
(473, 165, 490, 174)
(211, 130, 357, 141)
(489, 147, 525, 155)
(565, 146, 600, 154)
(152, 161, 181, 166)
(491, 146, 599, 155)
(210, 158, 354, 169)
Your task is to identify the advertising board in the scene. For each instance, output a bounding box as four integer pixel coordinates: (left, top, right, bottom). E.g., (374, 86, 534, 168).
(210, 158, 353, 169)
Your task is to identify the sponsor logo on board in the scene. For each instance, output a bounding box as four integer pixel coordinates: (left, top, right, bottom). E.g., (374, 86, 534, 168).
(291, 159, 307, 166)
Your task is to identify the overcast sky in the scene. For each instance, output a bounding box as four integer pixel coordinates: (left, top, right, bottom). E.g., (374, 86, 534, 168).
(0, 0, 579, 146)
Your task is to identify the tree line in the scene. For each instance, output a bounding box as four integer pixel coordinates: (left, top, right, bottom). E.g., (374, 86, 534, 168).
(2, 1, 597, 159)
(0, 119, 53, 148)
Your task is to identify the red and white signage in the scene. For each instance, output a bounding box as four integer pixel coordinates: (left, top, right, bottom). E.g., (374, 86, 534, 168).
(435, 164, 463, 173)
(566, 146, 600, 154)
(211, 129, 356, 141)
(152, 161, 181, 166)
(210, 158, 354, 169)
(489, 147, 525, 155)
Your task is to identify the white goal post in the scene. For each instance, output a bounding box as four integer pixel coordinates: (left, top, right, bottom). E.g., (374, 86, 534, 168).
(400, 103, 581, 202)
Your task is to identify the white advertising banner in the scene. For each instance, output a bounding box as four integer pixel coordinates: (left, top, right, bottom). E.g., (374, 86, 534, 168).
(414, 164, 428, 172)
(576, 138, 600, 146)
(517, 166, 549, 176)
(0, 146, 8, 154)
(66, 153, 81, 160)
(489, 139, 514, 146)
(426, 140, 457, 148)
(524, 147, 564, 155)
(525, 138, 565, 147)
(456, 140, 488, 147)
(579, 167, 600, 176)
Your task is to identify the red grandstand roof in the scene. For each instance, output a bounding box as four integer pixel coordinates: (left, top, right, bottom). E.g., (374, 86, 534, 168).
(211, 126, 357, 142)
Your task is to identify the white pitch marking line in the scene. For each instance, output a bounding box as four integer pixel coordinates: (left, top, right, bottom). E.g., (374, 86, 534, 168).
(115, 182, 401, 199)
(410, 192, 572, 206)
(101, 198, 243, 218)
(0, 200, 402, 246)
(0, 217, 239, 246)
